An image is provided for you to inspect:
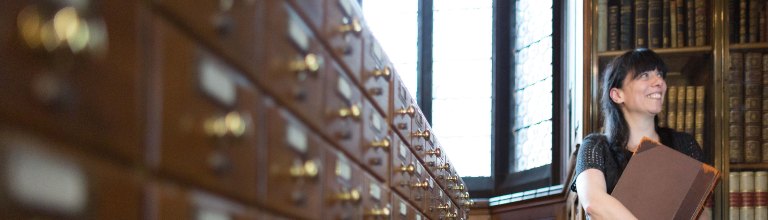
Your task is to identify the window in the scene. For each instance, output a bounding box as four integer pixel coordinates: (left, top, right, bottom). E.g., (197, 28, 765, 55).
(363, 0, 573, 200)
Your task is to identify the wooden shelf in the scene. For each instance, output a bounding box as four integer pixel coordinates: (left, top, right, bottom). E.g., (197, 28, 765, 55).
(597, 46, 713, 58)
(729, 42, 768, 50)
(729, 163, 768, 170)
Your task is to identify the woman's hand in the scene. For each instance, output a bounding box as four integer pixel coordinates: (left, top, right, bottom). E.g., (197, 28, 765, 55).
(575, 169, 638, 220)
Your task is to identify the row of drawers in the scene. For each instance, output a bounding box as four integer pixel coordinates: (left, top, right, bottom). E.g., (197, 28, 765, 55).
(0, 129, 443, 219)
(0, 0, 471, 218)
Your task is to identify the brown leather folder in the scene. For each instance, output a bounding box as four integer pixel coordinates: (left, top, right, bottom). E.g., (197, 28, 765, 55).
(611, 137, 720, 220)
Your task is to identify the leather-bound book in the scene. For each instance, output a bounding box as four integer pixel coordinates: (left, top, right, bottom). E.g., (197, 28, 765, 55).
(676, 0, 687, 46)
(611, 138, 720, 220)
(694, 86, 705, 146)
(668, 86, 679, 130)
(686, 0, 695, 46)
(609, 1, 621, 51)
(621, 0, 635, 49)
(636, 0, 649, 48)
(649, 0, 663, 48)
(693, 0, 706, 46)
(684, 86, 696, 135)
(663, 0, 671, 47)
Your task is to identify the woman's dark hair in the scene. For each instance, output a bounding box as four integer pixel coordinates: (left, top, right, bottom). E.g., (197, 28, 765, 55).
(601, 48, 668, 169)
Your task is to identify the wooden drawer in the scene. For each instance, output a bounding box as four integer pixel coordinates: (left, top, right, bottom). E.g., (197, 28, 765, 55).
(264, 105, 325, 219)
(263, 2, 327, 129)
(148, 183, 259, 220)
(390, 135, 414, 201)
(362, 173, 392, 220)
(392, 193, 421, 220)
(151, 16, 263, 204)
(361, 98, 391, 183)
(410, 111, 432, 156)
(0, 129, 142, 219)
(361, 33, 392, 116)
(0, 0, 145, 163)
(391, 74, 415, 145)
(322, 0, 364, 82)
(286, 0, 324, 32)
(322, 150, 363, 220)
(322, 60, 364, 161)
(151, 0, 264, 76)
(409, 162, 430, 212)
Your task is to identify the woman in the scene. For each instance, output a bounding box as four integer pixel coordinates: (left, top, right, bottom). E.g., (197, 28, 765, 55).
(570, 48, 706, 219)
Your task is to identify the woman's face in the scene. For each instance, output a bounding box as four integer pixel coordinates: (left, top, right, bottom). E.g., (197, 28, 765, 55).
(613, 69, 667, 116)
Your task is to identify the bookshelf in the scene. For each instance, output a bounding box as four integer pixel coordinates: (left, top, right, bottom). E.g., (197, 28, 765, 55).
(585, 0, 736, 219)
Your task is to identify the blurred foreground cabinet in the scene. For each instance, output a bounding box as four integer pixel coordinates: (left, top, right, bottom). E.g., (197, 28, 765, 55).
(0, 0, 471, 219)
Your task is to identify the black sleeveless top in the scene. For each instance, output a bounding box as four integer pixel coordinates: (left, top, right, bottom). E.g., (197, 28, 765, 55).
(569, 128, 706, 194)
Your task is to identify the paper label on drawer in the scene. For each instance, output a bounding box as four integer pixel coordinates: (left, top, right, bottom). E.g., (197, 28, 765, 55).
(337, 77, 353, 101)
(370, 111, 384, 133)
(338, 0, 353, 16)
(399, 143, 407, 159)
(370, 183, 381, 200)
(428, 178, 434, 188)
(8, 147, 87, 215)
(416, 164, 422, 175)
(196, 208, 230, 220)
(286, 124, 308, 153)
(336, 154, 351, 181)
(372, 42, 383, 63)
(400, 202, 407, 215)
(199, 56, 236, 107)
(288, 14, 309, 52)
(416, 214, 422, 220)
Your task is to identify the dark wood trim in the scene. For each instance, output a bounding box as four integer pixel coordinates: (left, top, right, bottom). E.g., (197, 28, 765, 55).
(552, 0, 565, 185)
(417, 0, 433, 123)
(491, 0, 513, 192)
(489, 194, 566, 214)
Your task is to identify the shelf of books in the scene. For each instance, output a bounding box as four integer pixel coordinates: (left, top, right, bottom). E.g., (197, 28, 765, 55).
(725, 0, 768, 219)
(590, 0, 768, 218)
(588, 0, 735, 219)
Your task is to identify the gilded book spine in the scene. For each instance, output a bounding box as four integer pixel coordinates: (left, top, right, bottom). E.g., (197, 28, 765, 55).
(684, 86, 695, 135)
(676, 83, 686, 131)
(694, 86, 704, 146)
(667, 86, 678, 129)
(745, 52, 762, 163)
(636, 0, 649, 48)
(731, 52, 745, 163)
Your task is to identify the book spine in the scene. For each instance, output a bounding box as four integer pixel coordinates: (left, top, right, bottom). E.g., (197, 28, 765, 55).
(694, 0, 706, 46)
(621, 0, 635, 49)
(668, 86, 678, 129)
(686, 0, 695, 46)
(671, 0, 678, 47)
(741, 0, 749, 43)
(731, 171, 742, 220)
(761, 8, 767, 42)
(741, 171, 756, 220)
(676, 0, 687, 46)
(663, 0, 671, 47)
(756, 171, 768, 220)
(676, 84, 686, 131)
(684, 86, 696, 135)
(694, 86, 705, 146)
(730, 0, 739, 43)
(636, 0, 649, 48)
(750, 0, 760, 42)
(609, 4, 621, 51)
(731, 52, 745, 163)
(745, 52, 762, 163)
(763, 54, 768, 162)
(649, 0, 663, 48)
(599, 0, 608, 51)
